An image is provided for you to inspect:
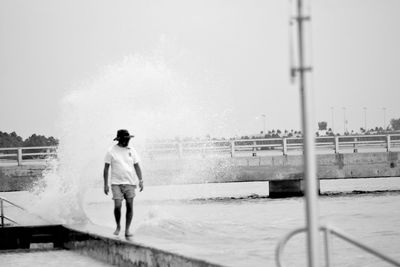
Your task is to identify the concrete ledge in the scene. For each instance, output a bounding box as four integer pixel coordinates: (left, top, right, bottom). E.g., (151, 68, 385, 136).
(64, 234, 223, 267)
(0, 224, 224, 267)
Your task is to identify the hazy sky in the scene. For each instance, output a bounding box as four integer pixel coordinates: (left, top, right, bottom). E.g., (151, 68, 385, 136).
(1, 0, 399, 139)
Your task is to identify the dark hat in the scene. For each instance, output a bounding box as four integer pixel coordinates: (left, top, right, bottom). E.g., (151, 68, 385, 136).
(113, 129, 134, 141)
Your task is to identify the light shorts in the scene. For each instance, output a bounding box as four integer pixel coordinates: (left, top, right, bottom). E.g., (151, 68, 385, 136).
(111, 184, 136, 200)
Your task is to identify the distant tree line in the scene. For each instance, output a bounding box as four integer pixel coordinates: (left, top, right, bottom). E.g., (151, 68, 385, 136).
(226, 117, 400, 141)
(0, 131, 59, 148)
(391, 118, 400, 131)
(165, 118, 400, 143)
(316, 118, 400, 137)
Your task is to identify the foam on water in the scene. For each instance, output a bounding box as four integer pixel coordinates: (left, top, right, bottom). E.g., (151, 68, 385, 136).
(28, 53, 228, 224)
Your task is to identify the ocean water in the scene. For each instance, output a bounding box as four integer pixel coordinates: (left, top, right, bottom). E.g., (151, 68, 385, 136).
(2, 178, 400, 266)
(80, 179, 400, 267)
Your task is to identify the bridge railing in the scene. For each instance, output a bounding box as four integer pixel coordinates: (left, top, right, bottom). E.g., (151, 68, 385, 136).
(1, 134, 400, 164)
(0, 146, 57, 165)
(144, 134, 400, 158)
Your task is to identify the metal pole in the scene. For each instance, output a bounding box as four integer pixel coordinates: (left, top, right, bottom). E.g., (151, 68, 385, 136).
(262, 114, 266, 134)
(331, 107, 334, 133)
(383, 107, 386, 130)
(342, 107, 346, 134)
(363, 107, 367, 131)
(296, 0, 319, 266)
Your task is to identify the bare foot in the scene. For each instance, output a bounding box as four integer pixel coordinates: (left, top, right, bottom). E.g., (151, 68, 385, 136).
(125, 231, 133, 237)
(113, 227, 121, 235)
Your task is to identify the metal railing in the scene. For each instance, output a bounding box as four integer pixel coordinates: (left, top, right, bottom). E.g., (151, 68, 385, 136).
(276, 224, 400, 267)
(0, 146, 57, 165)
(0, 196, 26, 227)
(1, 134, 400, 163)
(144, 134, 400, 158)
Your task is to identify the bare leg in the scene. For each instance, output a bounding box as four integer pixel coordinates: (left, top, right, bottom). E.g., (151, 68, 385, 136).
(113, 199, 122, 235)
(125, 198, 133, 237)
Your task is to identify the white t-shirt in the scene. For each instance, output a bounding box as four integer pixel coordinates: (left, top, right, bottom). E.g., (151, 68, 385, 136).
(104, 144, 140, 185)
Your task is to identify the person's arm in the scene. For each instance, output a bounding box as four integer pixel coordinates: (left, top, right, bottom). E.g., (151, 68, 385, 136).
(103, 163, 110, 195)
(134, 163, 143, 192)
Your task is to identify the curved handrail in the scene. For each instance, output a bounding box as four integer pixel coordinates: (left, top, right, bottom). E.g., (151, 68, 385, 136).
(276, 224, 400, 267)
(276, 227, 307, 267)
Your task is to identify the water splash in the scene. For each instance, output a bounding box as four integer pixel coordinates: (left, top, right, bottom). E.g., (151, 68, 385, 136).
(29, 54, 227, 224)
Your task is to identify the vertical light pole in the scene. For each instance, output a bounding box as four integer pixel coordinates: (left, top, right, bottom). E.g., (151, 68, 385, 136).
(289, 0, 319, 266)
(261, 114, 266, 134)
(342, 107, 347, 134)
(331, 107, 334, 133)
(383, 107, 387, 130)
(363, 107, 367, 132)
